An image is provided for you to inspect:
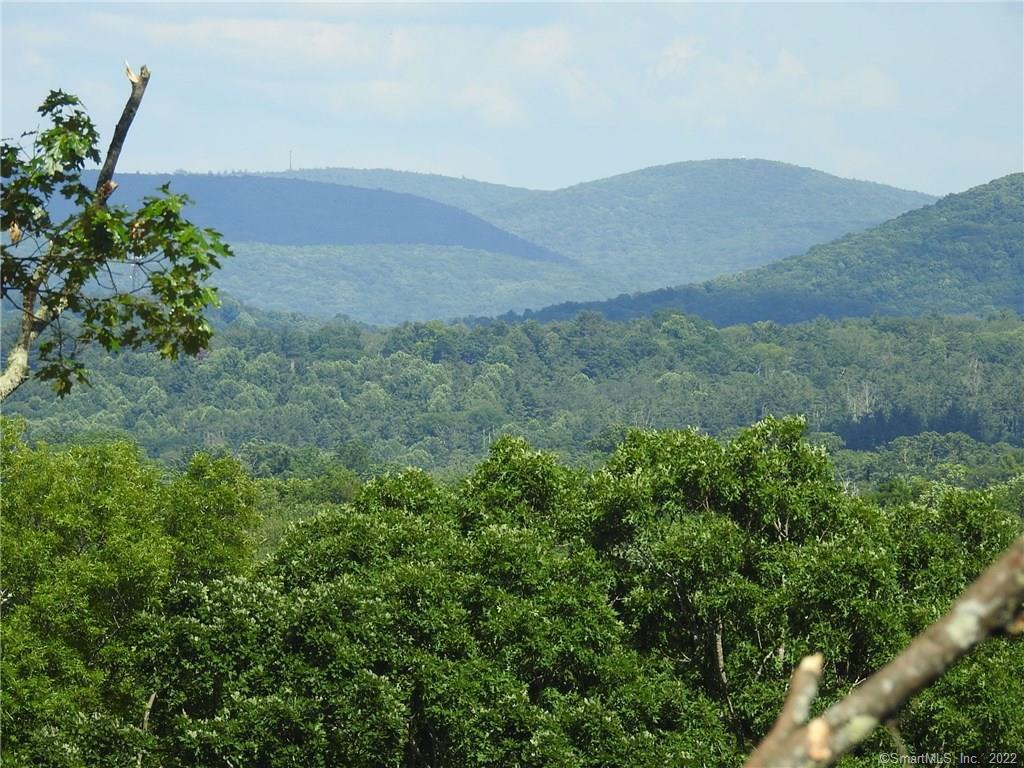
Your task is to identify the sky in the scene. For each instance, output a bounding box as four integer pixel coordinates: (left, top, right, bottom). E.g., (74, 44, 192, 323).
(2, 2, 1022, 195)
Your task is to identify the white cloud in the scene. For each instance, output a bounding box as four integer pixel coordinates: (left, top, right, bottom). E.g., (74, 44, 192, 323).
(657, 46, 897, 126)
(653, 37, 700, 78)
(454, 83, 525, 125)
(321, 78, 429, 120)
(775, 49, 806, 80)
(497, 25, 574, 74)
(131, 16, 371, 67)
(492, 25, 611, 114)
(385, 26, 426, 69)
(814, 67, 900, 110)
(558, 67, 611, 113)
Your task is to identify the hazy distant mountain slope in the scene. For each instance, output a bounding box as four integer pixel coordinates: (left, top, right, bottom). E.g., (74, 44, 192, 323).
(513, 173, 1023, 325)
(77, 161, 936, 324)
(88, 173, 567, 263)
(264, 167, 537, 215)
(217, 243, 604, 324)
(272, 160, 936, 290)
(487, 160, 936, 277)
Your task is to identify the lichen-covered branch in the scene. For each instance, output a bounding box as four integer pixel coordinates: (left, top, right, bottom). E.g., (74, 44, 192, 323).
(745, 535, 1024, 768)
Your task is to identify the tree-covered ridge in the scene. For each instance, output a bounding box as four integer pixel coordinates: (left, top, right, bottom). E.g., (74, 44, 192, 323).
(263, 166, 541, 217)
(516, 173, 1023, 325)
(74, 172, 566, 263)
(473, 159, 937, 277)
(267, 160, 936, 309)
(3, 418, 1021, 766)
(6, 305, 1022, 474)
(833, 431, 1024, 492)
(216, 243, 605, 325)
(224, 159, 937, 321)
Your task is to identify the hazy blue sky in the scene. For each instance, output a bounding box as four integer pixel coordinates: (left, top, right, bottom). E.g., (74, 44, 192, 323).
(2, 2, 1021, 194)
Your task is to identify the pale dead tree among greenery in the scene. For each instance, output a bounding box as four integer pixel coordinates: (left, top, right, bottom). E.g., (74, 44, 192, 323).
(745, 535, 1024, 767)
(1, 64, 230, 400)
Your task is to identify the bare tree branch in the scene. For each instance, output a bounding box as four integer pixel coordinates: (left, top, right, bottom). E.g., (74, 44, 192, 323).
(746, 653, 824, 766)
(96, 62, 150, 202)
(744, 535, 1024, 768)
(136, 690, 157, 768)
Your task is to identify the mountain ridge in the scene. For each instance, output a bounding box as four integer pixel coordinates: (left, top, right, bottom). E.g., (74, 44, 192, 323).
(499, 173, 1023, 326)
(80, 171, 569, 264)
(265, 160, 937, 279)
(231, 158, 937, 322)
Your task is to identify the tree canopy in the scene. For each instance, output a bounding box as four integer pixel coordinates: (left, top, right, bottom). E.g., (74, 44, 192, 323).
(3, 417, 1021, 766)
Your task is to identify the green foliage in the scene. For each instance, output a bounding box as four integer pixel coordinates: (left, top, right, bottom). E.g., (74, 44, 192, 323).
(142, 446, 740, 766)
(160, 452, 259, 582)
(1, 91, 229, 395)
(7, 308, 1023, 476)
(4, 417, 1021, 764)
(834, 431, 1024, 491)
(0, 419, 257, 766)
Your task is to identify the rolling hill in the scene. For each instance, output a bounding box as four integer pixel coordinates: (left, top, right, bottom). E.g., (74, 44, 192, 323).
(85, 172, 565, 262)
(216, 242, 594, 325)
(506, 173, 1024, 326)
(269, 159, 936, 287)
(72, 161, 935, 323)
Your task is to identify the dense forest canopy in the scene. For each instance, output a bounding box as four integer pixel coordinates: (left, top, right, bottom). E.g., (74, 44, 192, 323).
(3, 72, 1022, 767)
(6, 305, 1022, 477)
(4, 417, 1022, 766)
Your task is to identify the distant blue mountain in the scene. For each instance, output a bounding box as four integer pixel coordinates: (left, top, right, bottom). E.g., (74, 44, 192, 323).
(76, 172, 570, 264)
(498, 173, 1023, 326)
(58, 160, 943, 324)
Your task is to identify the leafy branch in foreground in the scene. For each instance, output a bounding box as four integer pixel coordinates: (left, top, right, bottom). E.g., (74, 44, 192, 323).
(1, 64, 229, 399)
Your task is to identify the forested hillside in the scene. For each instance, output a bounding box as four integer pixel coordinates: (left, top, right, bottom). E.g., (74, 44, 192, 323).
(271, 160, 935, 283)
(78, 172, 564, 261)
(6, 304, 1022, 475)
(180, 159, 931, 322)
(264, 166, 540, 215)
(8, 160, 1023, 768)
(6, 6, 1022, 765)
(517, 173, 1023, 325)
(219, 242, 600, 324)
(462, 159, 935, 283)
